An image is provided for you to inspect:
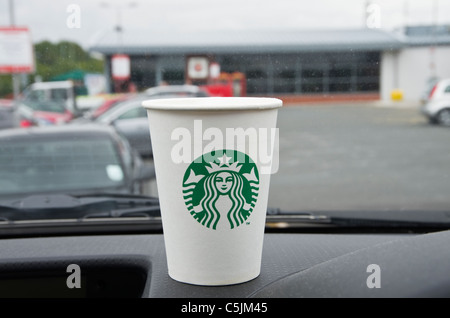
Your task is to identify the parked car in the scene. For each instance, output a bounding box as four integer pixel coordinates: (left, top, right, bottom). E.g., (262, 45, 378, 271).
(14, 81, 87, 126)
(87, 93, 134, 119)
(70, 87, 209, 157)
(93, 94, 155, 157)
(21, 81, 78, 113)
(76, 88, 209, 157)
(0, 124, 155, 199)
(420, 76, 440, 104)
(421, 78, 450, 126)
(145, 84, 210, 97)
(0, 99, 14, 108)
(0, 102, 20, 130)
(16, 98, 74, 126)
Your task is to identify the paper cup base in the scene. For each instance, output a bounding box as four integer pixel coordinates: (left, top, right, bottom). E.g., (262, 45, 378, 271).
(168, 267, 261, 286)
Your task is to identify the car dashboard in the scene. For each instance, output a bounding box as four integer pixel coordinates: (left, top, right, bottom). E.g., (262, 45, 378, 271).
(0, 229, 449, 299)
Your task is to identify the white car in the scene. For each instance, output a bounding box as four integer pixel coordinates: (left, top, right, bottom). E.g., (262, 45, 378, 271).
(421, 78, 450, 126)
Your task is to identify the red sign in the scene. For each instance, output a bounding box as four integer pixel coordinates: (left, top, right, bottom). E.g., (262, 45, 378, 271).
(0, 27, 35, 74)
(187, 56, 209, 80)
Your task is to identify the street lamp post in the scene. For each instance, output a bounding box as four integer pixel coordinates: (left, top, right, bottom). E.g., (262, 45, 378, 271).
(100, 2, 138, 52)
(100, 2, 138, 92)
(9, 0, 20, 102)
(9, 0, 15, 25)
(429, 0, 439, 78)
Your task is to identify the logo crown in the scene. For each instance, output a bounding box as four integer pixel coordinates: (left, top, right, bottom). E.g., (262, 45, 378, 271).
(205, 154, 242, 174)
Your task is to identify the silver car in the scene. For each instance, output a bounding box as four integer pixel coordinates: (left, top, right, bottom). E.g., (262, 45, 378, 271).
(421, 78, 450, 126)
(93, 87, 210, 157)
(95, 94, 154, 157)
(0, 124, 155, 199)
(0, 101, 20, 130)
(145, 84, 210, 97)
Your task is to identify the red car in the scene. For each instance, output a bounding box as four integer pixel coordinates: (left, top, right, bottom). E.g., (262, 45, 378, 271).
(16, 81, 81, 127)
(17, 100, 74, 127)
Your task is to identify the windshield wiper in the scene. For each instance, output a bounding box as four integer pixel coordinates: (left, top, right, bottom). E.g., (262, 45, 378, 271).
(80, 205, 161, 219)
(266, 208, 332, 227)
(0, 194, 160, 221)
(266, 209, 450, 231)
(1, 195, 449, 232)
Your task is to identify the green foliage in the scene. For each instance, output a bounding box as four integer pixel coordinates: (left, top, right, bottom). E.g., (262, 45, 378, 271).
(0, 41, 103, 98)
(34, 41, 103, 81)
(0, 75, 13, 98)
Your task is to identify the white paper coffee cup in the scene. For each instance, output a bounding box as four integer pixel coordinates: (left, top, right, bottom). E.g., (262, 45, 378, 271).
(142, 97, 282, 286)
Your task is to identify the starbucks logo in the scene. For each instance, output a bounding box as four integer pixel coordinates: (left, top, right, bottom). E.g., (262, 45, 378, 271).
(182, 150, 259, 230)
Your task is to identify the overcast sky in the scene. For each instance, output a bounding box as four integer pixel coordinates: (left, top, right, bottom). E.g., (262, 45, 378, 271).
(1, 0, 449, 48)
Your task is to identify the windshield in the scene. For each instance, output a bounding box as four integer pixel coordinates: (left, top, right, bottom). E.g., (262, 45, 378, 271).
(0, 136, 125, 197)
(20, 100, 67, 114)
(95, 95, 147, 124)
(0, 0, 450, 229)
(19, 86, 69, 113)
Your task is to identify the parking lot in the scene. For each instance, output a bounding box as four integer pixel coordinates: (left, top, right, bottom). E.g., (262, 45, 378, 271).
(144, 102, 450, 213)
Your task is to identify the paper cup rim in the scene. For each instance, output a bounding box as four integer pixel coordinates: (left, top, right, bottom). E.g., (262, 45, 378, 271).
(142, 97, 282, 111)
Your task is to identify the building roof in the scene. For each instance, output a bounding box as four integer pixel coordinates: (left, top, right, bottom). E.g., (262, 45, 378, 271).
(397, 25, 450, 47)
(89, 26, 450, 55)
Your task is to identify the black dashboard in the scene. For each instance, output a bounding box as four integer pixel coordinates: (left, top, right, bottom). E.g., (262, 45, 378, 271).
(0, 229, 449, 299)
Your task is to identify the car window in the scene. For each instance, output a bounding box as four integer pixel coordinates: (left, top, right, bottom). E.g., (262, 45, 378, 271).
(22, 100, 67, 113)
(96, 98, 145, 123)
(0, 138, 124, 196)
(117, 106, 147, 120)
(51, 88, 68, 101)
(0, 1, 448, 234)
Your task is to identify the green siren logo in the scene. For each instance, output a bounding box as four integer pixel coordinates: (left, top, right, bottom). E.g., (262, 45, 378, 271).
(182, 150, 259, 230)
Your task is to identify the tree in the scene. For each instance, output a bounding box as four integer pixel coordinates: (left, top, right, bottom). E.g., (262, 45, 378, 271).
(34, 41, 103, 82)
(0, 40, 103, 98)
(0, 75, 13, 98)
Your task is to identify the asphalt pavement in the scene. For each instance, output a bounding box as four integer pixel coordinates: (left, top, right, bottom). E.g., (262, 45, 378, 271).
(144, 101, 450, 213)
(269, 102, 450, 212)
